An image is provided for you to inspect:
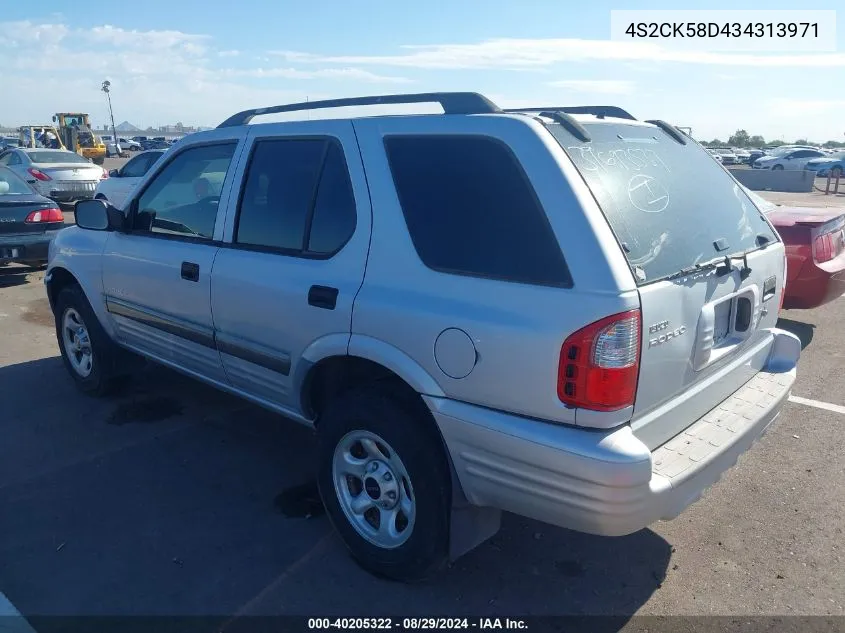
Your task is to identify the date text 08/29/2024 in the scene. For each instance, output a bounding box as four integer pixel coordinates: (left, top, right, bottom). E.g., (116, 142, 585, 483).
(307, 617, 528, 630)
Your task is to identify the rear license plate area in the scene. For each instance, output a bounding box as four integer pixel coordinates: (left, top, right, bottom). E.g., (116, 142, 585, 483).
(712, 300, 731, 345)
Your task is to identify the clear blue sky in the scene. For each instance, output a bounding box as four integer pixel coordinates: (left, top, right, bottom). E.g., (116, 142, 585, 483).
(2, 0, 842, 141)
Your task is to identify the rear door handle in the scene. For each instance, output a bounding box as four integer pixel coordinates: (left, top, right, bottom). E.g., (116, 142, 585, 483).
(308, 285, 338, 310)
(181, 261, 200, 282)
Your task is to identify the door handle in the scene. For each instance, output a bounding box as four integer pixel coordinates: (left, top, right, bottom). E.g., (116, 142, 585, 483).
(181, 261, 200, 282)
(308, 285, 338, 310)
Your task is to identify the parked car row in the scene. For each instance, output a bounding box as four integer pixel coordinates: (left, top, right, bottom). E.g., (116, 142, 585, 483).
(703, 144, 844, 173)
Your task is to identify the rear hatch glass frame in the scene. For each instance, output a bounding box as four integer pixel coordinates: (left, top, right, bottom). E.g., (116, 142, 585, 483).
(544, 118, 779, 286)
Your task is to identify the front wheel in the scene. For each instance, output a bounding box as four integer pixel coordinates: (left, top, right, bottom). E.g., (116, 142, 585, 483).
(54, 285, 128, 396)
(317, 383, 451, 582)
(772, 164, 784, 171)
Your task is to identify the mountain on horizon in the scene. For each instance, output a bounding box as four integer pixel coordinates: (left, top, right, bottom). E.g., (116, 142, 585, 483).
(115, 121, 141, 132)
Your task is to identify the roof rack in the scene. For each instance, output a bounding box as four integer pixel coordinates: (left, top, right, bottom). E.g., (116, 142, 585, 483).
(503, 105, 636, 121)
(217, 92, 501, 128)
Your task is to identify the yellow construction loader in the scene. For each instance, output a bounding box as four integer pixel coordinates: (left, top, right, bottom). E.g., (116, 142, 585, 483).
(52, 113, 107, 165)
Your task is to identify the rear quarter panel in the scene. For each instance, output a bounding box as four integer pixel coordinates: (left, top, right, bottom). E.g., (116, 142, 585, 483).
(350, 114, 638, 425)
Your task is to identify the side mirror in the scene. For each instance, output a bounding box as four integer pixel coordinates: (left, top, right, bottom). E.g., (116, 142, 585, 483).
(108, 169, 120, 177)
(74, 199, 125, 232)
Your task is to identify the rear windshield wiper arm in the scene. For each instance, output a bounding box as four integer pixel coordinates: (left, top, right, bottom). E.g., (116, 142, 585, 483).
(667, 235, 773, 281)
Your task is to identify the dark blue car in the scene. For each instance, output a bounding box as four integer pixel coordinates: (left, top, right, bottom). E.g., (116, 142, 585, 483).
(0, 166, 65, 267)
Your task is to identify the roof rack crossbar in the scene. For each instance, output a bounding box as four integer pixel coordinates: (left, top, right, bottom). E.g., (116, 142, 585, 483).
(217, 92, 501, 127)
(503, 106, 636, 121)
(535, 111, 591, 143)
(645, 119, 688, 145)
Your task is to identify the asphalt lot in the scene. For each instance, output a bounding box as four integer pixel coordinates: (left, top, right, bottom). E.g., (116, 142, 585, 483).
(1, 186, 844, 626)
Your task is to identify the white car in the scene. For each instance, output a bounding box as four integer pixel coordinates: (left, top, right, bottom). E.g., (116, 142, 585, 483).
(0, 148, 105, 204)
(118, 138, 142, 151)
(753, 148, 826, 171)
(706, 148, 723, 163)
(94, 149, 166, 208)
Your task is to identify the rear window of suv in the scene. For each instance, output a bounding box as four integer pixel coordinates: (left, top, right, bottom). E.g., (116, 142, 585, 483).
(547, 120, 778, 284)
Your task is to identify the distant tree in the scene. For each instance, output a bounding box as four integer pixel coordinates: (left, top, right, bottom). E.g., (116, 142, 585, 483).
(727, 129, 751, 147)
(768, 139, 785, 147)
(748, 135, 766, 147)
(824, 140, 845, 148)
(794, 138, 809, 145)
(708, 138, 724, 146)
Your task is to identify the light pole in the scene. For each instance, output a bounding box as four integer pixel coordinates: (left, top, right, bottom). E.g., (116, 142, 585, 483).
(101, 80, 118, 154)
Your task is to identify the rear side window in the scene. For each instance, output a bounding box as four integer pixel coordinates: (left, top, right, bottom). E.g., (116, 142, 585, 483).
(384, 136, 570, 287)
(548, 122, 778, 284)
(235, 138, 357, 256)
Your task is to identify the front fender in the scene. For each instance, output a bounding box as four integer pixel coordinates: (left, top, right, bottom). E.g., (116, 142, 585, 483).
(46, 226, 112, 336)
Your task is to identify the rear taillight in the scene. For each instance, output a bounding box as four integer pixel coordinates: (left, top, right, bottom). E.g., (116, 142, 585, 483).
(100, 168, 108, 180)
(811, 216, 845, 264)
(25, 208, 64, 223)
(27, 168, 52, 182)
(779, 249, 787, 312)
(558, 310, 641, 412)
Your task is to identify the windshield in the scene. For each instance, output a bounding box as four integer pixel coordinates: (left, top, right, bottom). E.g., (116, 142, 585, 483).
(715, 149, 733, 155)
(0, 167, 35, 194)
(548, 121, 778, 284)
(27, 151, 91, 165)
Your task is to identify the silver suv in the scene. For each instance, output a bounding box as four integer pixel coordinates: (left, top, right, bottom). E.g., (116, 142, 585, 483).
(46, 93, 801, 581)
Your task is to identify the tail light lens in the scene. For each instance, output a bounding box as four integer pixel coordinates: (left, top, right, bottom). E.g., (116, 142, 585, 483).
(779, 249, 787, 312)
(25, 208, 64, 223)
(27, 168, 52, 182)
(811, 215, 845, 264)
(100, 168, 109, 180)
(558, 310, 641, 411)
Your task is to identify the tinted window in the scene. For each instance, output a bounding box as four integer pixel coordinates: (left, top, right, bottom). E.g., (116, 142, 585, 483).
(384, 135, 569, 286)
(27, 151, 90, 164)
(134, 142, 236, 239)
(307, 143, 357, 254)
(549, 122, 777, 284)
(0, 167, 34, 194)
(236, 139, 324, 251)
(6, 153, 21, 166)
(236, 138, 356, 255)
(121, 154, 152, 178)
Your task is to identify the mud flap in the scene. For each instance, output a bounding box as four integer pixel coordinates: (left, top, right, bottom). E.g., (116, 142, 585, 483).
(447, 456, 501, 561)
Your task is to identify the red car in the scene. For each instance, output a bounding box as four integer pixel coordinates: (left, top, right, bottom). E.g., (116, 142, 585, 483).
(745, 188, 845, 309)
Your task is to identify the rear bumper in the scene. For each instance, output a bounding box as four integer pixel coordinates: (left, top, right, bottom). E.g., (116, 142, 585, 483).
(30, 182, 97, 203)
(0, 230, 59, 263)
(428, 327, 800, 537)
(783, 255, 845, 310)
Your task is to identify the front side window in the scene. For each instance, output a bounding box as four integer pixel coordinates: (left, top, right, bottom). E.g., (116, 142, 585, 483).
(134, 142, 236, 239)
(235, 138, 356, 255)
(121, 153, 153, 178)
(384, 135, 570, 286)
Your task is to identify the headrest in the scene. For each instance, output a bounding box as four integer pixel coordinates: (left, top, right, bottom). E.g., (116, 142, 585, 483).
(0, 181, 10, 194)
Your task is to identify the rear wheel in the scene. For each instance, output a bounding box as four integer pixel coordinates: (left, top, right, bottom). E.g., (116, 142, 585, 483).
(317, 383, 451, 582)
(831, 166, 843, 178)
(92, 157, 104, 166)
(54, 284, 129, 396)
(772, 164, 784, 171)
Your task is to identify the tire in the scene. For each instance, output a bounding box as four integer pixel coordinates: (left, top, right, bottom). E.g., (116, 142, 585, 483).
(54, 284, 129, 396)
(92, 157, 104, 166)
(831, 166, 843, 178)
(772, 164, 784, 171)
(317, 382, 451, 582)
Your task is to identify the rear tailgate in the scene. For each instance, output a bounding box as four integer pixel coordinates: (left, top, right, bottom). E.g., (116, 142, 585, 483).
(547, 119, 785, 449)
